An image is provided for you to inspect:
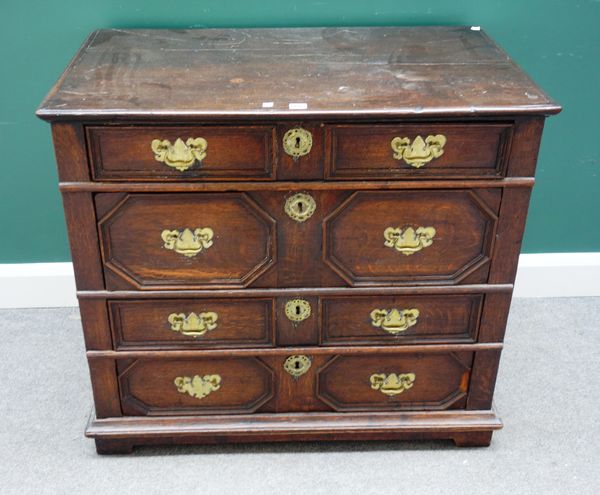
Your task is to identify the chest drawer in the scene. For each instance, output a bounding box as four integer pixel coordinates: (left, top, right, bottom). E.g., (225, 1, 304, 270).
(86, 121, 513, 181)
(119, 357, 275, 416)
(97, 192, 276, 289)
(116, 350, 472, 416)
(323, 189, 499, 286)
(109, 298, 274, 350)
(321, 293, 482, 345)
(97, 188, 499, 289)
(317, 352, 471, 412)
(327, 123, 513, 179)
(103, 291, 484, 350)
(87, 125, 276, 180)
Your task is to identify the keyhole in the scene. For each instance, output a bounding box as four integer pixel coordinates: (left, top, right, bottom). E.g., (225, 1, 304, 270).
(294, 360, 301, 369)
(295, 305, 301, 315)
(295, 136, 301, 148)
(296, 201, 304, 213)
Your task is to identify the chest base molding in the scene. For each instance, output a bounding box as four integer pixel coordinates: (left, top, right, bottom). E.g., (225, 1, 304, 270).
(87, 408, 502, 453)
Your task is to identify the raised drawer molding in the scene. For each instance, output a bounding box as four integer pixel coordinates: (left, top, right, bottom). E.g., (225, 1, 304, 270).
(37, 26, 560, 454)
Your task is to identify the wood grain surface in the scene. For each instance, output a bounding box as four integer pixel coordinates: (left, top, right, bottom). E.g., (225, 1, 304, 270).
(37, 27, 560, 120)
(38, 27, 559, 452)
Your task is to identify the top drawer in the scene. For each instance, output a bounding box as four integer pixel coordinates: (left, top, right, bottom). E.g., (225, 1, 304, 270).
(85, 122, 514, 181)
(327, 123, 513, 179)
(87, 125, 276, 181)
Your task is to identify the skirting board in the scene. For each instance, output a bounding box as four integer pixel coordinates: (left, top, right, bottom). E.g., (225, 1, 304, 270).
(0, 253, 599, 309)
(0, 263, 77, 309)
(513, 253, 600, 298)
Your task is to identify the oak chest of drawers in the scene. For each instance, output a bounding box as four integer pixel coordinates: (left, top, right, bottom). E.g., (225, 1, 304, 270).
(37, 27, 560, 454)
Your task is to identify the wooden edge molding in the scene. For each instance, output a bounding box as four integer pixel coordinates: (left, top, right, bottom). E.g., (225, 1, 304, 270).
(76, 284, 513, 299)
(85, 409, 503, 450)
(37, 104, 562, 121)
(86, 343, 503, 360)
(59, 178, 535, 192)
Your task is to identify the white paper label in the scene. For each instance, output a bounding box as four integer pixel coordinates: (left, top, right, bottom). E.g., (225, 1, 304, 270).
(288, 102, 308, 110)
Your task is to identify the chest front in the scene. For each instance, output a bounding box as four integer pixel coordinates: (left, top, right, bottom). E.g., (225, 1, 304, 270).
(38, 26, 559, 453)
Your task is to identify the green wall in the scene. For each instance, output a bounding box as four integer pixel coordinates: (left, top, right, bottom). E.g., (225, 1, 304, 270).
(2, 1, 599, 262)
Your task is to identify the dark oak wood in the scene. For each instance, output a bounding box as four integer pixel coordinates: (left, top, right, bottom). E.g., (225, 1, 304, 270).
(316, 352, 472, 412)
(327, 122, 513, 179)
(276, 122, 326, 180)
(77, 284, 514, 298)
(59, 178, 536, 192)
(78, 298, 112, 350)
(36, 27, 560, 120)
(104, 349, 479, 416)
(86, 343, 502, 359)
(60, 192, 104, 290)
(477, 292, 513, 343)
(76, 287, 508, 352)
(276, 295, 320, 347)
(321, 293, 482, 345)
(86, 409, 502, 453)
(467, 349, 503, 410)
(94, 438, 135, 455)
(488, 187, 533, 284)
(97, 192, 276, 289)
(95, 188, 502, 290)
(51, 122, 89, 181)
(38, 27, 559, 452)
(87, 358, 121, 418)
(323, 189, 499, 286)
(119, 356, 275, 416)
(83, 120, 517, 182)
(506, 117, 545, 177)
(452, 430, 493, 447)
(88, 125, 276, 181)
(109, 298, 274, 350)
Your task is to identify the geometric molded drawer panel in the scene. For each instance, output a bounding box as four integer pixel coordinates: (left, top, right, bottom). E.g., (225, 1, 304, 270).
(119, 357, 274, 415)
(98, 193, 276, 289)
(317, 352, 472, 412)
(321, 294, 483, 345)
(109, 297, 274, 350)
(323, 190, 499, 286)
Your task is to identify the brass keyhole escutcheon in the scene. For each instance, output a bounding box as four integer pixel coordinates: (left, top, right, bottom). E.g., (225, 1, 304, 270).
(285, 299, 311, 323)
(283, 127, 313, 158)
(284, 193, 316, 222)
(283, 355, 312, 377)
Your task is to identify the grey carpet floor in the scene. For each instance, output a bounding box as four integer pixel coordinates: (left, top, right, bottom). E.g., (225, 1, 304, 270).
(1, 298, 598, 495)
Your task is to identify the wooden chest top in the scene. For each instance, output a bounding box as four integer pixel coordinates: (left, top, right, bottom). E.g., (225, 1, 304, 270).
(37, 26, 560, 120)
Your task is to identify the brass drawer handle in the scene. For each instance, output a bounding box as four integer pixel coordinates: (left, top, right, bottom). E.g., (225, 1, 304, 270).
(284, 193, 316, 222)
(285, 299, 311, 323)
(383, 226, 436, 255)
(151, 137, 208, 171)
(283, 127, 313, 158)
(370, 308, 419, 334)
(161, 227, 214, 257)
(391, 134, 446, 168)
(168, 312, 218, 337)
(370, 373, 416, 396)
(284, 355, 311, 377)
(174, 374, 221, 400)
